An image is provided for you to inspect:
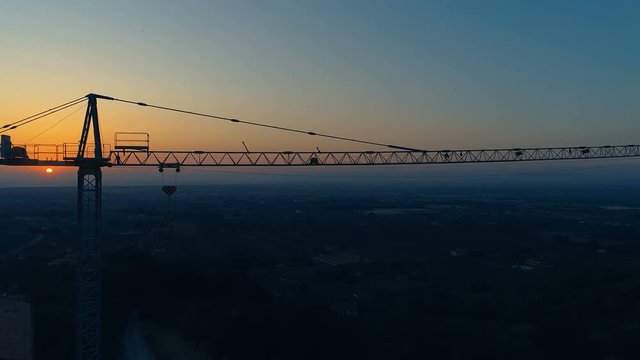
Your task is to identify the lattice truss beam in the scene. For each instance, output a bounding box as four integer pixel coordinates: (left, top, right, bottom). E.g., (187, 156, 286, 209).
(110, 145, 640, 167)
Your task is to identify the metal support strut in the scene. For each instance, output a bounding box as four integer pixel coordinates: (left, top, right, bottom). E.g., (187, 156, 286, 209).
(76, 165, 102, 360)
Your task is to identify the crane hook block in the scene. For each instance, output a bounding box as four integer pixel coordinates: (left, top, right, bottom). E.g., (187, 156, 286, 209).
(162, 186, 177, 196)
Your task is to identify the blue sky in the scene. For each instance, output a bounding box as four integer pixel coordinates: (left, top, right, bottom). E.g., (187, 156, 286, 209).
(1, 0, 639, 186)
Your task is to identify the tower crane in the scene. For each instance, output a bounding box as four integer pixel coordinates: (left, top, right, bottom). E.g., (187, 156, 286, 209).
(0, 93, 638, 360)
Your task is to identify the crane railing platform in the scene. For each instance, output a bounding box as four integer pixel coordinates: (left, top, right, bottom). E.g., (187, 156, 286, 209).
(114, 132, 150, 151)
(0, 143, 112, 166)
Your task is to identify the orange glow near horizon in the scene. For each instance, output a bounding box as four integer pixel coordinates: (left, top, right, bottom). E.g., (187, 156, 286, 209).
(45, 167, 54, 174)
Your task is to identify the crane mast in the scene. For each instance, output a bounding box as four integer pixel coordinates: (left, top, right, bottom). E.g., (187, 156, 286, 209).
(0, 93, 638, 360)
(76, 166, 101, 360)
(74, 94, 108, 360)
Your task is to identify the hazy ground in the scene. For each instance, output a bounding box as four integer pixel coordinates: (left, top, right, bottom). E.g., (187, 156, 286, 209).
(1, 181, 640, 359)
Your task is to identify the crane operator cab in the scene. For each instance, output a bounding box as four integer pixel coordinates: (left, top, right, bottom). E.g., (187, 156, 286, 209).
(0, 135, 29, 160)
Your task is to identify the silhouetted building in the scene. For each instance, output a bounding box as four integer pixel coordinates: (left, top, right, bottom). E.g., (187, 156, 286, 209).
(0, 298, 33, 360)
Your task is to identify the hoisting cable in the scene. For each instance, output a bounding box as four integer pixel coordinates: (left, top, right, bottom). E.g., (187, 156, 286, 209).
(25, 103, 86, 143)
(107, 96, 425, 152)
(1, 96, 86, 129)
(0, 97, 86, 134)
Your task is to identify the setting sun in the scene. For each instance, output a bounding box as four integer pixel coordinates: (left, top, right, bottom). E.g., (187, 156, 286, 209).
(45, 167, 53, 174)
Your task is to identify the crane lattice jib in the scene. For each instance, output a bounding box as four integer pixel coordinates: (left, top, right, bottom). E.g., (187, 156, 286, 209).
(109, 146, 640, 167)
(1, 146, 638, 167)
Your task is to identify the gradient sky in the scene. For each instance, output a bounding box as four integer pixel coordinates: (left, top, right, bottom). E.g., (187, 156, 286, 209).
(1, 0, 639, 186)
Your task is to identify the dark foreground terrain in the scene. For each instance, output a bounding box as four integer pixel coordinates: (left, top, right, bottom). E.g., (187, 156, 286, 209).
(2, 183, 640, 359)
